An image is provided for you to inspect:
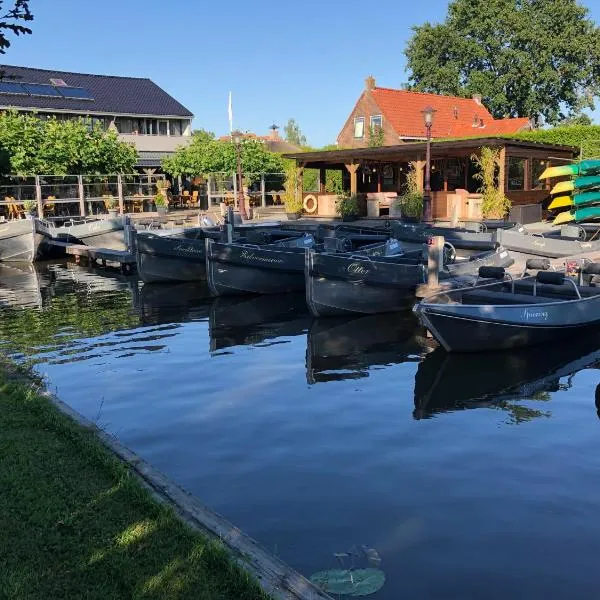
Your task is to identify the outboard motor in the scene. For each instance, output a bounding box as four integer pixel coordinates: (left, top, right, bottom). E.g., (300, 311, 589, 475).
(384, 238, 402, 256)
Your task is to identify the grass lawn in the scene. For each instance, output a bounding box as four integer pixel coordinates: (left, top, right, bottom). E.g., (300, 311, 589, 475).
(0, 369, 269, 600)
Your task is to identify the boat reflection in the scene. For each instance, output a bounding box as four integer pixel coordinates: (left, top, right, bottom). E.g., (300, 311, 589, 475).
(0, 263, 55, 309)
(306, 313, 428, 384)
(209, 293, 310, 352)
(137, 281, 213, 325)
(415, 334, 600, 421)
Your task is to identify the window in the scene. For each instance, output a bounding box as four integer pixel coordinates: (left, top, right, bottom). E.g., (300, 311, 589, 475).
(158, 120, 168, 136)
(531, 160, 548, 190)
(370, 115, 382, 130)
(507, 157, 526, 191)
(354, 117, 365, 138)
(170, 120, 182, 136)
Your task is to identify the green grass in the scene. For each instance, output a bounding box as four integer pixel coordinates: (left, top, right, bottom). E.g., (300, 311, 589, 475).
(0, 366, 269, 600)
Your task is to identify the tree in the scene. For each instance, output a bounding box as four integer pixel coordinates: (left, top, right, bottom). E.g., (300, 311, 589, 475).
(162, 131, 284, 180)
(0, 111, 138, 174)
(405, 0, 600, 125)
(283, 118, 307, 147)
(560, 113, 593, 127)
(0, 1, 33, 55)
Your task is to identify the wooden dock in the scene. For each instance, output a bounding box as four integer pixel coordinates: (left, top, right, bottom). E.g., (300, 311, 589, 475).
(45, 240, 136, 273)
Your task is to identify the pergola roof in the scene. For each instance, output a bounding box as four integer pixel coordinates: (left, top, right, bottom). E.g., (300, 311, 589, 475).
(283, 137, 577, 169)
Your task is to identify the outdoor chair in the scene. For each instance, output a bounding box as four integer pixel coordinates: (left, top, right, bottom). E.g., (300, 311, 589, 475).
(7, 201, 25, 220)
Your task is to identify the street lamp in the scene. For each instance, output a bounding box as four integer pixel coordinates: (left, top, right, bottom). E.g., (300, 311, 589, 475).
(421, 106, 437, 222)
(232, 130, 247, 219)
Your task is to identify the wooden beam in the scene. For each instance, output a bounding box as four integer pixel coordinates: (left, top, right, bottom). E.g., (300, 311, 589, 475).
(414, 160, 426, 193)
(296, 163, 305, 204)
(344, 163, 360, 195)
(498, 147, 507, 193)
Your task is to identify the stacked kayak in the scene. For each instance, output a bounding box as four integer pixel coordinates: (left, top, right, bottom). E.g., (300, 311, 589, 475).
(542, 159, 600, 224)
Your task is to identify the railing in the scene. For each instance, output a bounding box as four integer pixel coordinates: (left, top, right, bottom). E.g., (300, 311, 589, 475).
(204, 172, 286, 208)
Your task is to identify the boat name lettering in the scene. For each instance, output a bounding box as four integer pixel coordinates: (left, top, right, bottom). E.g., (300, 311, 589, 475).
(347, 262, 370, 276)
(240, 250, 284, 264)
(523, 308, 549, 320)
(174, 243, 203, 254)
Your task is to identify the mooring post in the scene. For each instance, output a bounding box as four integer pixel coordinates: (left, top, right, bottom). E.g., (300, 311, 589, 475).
(78, 175, 85, 217)
(117, 174, 125, 216)
(35, 175, 43, 218)
(226, 205, 234, 243)
(260, 174, 266, 208)
(427, 235, 445, 290)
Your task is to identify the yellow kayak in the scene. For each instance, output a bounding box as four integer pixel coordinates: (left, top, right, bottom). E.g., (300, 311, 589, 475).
(548, 195, 573, 210)
(551, 180, 575, 195)
(539, 164, 578, 180)
(553, 211, 575, 225)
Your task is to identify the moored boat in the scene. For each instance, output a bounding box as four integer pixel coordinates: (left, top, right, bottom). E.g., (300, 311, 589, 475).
(41, 216, 127, 251)
(136, 227, 222, 283)
(494, 225, 600, 257)
(305, 241, 513, 317)
(414, 265, 600, 352)
(390, 221, 496, 252)
(0, 218, 44, 262)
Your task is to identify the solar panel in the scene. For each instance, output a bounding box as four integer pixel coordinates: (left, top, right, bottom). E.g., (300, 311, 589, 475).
(58, 87, 94, 100)
(21, 83, 62, 97)
(0, 81, 27, 94)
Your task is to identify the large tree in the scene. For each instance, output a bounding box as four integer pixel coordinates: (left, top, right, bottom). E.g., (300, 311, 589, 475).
(283, 118, 307, 147)
(404, 0, 600, 124)
(162, 130, 284, 179)
(0, 1, 33, 54)
(0, 111, 138, 174)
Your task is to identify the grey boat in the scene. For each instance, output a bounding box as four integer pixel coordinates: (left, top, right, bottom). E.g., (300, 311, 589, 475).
(136, 227, 222, 283)
(494, 225, 600, 258)
(42, 216, 127, 251)
(306, 241, 514, 317)
(414, 264, 600, 352)
(0, 218, 44, 262)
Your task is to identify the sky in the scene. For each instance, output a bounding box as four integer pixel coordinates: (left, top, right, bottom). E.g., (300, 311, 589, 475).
(4, 0, 600, 147)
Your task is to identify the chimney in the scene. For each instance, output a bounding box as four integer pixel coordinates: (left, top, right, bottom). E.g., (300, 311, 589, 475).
(268, 124, 280, 141)
(365, 75, 376, 91)
(472, 93, 483, 106)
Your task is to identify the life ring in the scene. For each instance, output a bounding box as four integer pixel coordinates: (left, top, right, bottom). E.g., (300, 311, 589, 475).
(303, 194, 318, 214)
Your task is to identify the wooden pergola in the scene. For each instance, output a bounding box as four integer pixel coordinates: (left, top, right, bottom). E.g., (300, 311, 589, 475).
(284, 137, 577, 219)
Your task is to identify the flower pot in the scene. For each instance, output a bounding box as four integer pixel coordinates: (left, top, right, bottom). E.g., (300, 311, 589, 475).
(286, 212, 301, 221)
(157, 205, 168, 216)
(341, 214, 357, 222)
(108, 208, 118, 218)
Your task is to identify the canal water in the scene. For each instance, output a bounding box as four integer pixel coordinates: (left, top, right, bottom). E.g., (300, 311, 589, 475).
(1, 261, 600, 599)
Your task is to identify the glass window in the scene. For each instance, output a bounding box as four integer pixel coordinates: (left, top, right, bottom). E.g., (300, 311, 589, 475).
(354, 117, 365, 138)
(531, 160, 548, 189)
(170, 120, 182, 136)
(370, 115, 382, 129)
(507, 157, 526, 191)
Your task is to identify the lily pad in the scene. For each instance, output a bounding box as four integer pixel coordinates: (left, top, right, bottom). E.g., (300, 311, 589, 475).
(310, 568, 385, 597)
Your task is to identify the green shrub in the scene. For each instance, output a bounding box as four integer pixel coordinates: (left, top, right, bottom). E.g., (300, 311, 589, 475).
(336, 193, 359, 217)
(471, 147, 511, 219)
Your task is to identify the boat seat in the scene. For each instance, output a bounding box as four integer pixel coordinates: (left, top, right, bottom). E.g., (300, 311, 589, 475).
(506, 280, 600, 299)
(462, 289, 555, 305)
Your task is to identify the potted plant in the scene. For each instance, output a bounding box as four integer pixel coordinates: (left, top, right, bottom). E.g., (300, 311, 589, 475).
(155, 192, 168, 215)
(336, 193, 359, 222)
(282, 163, 303, 220)
(103, 194, 119, 217)
(23, 199, 37, 218)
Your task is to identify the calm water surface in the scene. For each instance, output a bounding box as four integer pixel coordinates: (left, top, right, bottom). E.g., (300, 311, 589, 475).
(1, 261, 600, 599)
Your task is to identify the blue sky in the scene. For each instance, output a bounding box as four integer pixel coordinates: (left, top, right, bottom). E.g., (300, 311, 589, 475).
(4, 0, 600, 147)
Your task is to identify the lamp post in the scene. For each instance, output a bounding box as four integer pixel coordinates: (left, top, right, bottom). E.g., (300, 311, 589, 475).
(232, 130, 247, 219)
(421, 106, 437, 222)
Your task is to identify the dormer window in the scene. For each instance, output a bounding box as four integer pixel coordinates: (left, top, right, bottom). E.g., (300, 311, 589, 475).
(354, 117, 365, 138)
(370, 115, 382, 130)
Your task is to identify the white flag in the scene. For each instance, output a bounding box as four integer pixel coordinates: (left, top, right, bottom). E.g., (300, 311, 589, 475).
(228, 91, 233, 134)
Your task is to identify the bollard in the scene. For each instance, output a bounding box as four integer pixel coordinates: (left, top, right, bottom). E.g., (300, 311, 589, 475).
(226, 205, 234, 244)
(427, 235, 445, 289)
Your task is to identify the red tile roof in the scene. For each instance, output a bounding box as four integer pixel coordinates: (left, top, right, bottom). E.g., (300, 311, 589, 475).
(370, 87, 530, 138)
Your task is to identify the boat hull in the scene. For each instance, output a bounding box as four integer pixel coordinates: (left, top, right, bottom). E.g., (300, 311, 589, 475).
(206, 239, 307, 296)
(0, 219, 43, 262)
(391, 222, 496, 251)
(495, 227, 600, 257)
(305, 250, 425, 317)
(50, 218, 126, 250)
(415, 291, 600, 352)
(136, 232, 208, 283)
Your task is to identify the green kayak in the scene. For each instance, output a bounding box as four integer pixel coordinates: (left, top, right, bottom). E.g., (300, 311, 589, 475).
(573, 190, 600, 208)
(553, 205, 600, 225)
(551, 174, 600, 196)
(540, 159, 600, 180)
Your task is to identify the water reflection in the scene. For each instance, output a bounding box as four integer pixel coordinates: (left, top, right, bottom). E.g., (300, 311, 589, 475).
(138, 282, 212, 325)
(306, 313, 428, 384)
(0, 263, 55, 309)
(415, 334, 600, 422)
(209, 293, 309, 352)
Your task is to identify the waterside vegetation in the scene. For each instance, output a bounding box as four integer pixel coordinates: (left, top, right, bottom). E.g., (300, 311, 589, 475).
(0, 363, 269, 600)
